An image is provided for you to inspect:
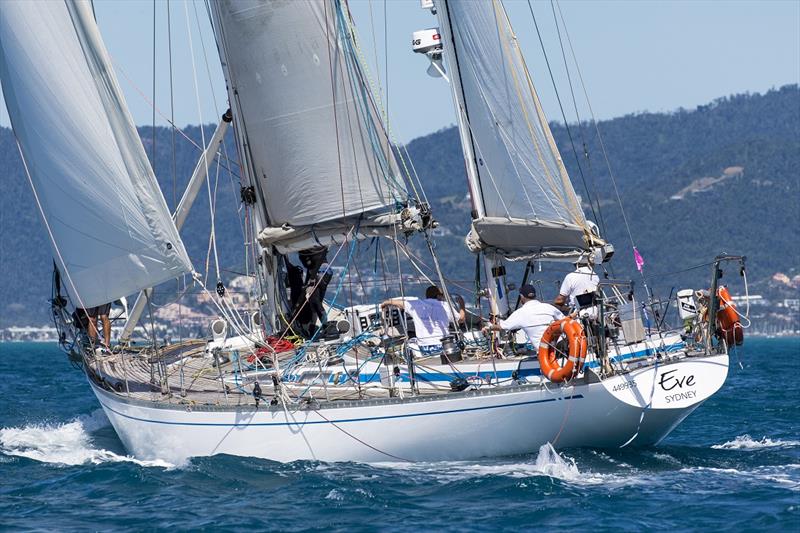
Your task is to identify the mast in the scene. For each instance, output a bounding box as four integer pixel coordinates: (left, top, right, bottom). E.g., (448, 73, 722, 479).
(208, 0, 280, 331)
(209, 0, 431, 329)
(427, 0, 606, 315)
(433, 0, 509, 316)
(208, 0, 419, 253)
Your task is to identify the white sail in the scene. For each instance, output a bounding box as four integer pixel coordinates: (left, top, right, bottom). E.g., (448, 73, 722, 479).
(437, 0, 596, 258)
(210, 0, 409, 252)
(0, 0, 192, 308)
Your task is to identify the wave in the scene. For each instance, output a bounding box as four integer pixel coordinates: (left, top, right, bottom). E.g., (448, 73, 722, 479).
(374, 443, 633, 486)
(0, 409, 173, 468)
(533, 442, 582, 481)
(677, 465, 800, 491)
(712, 434, 800, 450)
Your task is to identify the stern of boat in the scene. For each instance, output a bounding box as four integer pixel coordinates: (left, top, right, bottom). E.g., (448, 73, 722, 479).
(598, 352, 729, 446)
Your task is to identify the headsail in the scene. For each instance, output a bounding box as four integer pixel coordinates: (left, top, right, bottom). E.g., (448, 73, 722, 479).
(436, 0, 598, 259)
(210, 0, 413, 252)
(0, 0, 192, 308)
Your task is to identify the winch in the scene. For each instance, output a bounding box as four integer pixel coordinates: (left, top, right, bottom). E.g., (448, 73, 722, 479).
(440, 335, 463, 365)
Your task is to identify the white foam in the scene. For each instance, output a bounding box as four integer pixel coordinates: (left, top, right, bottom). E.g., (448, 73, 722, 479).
(325, 489, 344, 501)
(374, 443, 632, 486)
(0, 410, 173, 468)
(677, 465, 800, 491)
(648, 451, 683, 465)
(533, 442, 582, 481)
(712, 434, 800, 450)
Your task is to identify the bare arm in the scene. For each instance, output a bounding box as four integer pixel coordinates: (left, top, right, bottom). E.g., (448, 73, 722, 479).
(454, 295, 466, 324)
(381, 299, 406, 310)
(553, 294, 570, 313)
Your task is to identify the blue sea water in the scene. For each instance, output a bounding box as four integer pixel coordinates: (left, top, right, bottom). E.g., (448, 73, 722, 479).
(0, 339, 797, 531)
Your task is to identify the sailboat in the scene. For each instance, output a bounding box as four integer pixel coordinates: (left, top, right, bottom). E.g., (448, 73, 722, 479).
(0, 0, 747, 464)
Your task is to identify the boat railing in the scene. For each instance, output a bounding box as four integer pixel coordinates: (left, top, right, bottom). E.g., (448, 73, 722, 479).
(706, 254, 747, 354)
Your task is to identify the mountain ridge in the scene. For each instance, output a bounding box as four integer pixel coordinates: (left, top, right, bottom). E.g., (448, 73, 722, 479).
(0, 85, 797, 326)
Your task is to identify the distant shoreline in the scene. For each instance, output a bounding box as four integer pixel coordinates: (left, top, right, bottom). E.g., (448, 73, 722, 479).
(2, 335, 798, 345)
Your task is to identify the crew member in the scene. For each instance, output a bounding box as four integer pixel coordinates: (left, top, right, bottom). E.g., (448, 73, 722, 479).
(483, 284, 563, 348)
(554, 255, 600, 314)
(285, 246, 332, 339)
(75, 303, 112, 348)
(381, 285, 465, 355)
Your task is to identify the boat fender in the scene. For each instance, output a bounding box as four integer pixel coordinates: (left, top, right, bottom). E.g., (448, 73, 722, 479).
(716, 286, 744, 346)
(538, 317, 587, 383)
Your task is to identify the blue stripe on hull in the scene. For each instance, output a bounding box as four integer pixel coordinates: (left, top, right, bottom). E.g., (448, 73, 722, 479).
(95, 390, 584, 428)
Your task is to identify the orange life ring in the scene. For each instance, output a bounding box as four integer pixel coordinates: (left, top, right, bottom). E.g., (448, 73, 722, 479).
(538, 317, 587, 383)
(716, 286, 744, 346)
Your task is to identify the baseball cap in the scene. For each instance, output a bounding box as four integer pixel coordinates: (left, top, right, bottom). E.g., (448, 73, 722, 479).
(519, 284, 536, 299)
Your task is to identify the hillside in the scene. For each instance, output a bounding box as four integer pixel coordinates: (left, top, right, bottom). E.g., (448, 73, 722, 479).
(0, 85, 798, 327)
(406, 85, 800, 296)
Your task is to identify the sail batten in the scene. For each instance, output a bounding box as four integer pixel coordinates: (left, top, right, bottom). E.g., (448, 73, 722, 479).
(0, 0, 192, 308)
(437, 0, 595, 258)
(210, 0, 406, 249)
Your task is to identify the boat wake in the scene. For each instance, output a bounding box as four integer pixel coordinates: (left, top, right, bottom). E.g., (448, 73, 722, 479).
(712, 434, 800, 450)
(676, 465, 800, 491)
(374, 443, 628, 486)
(0, 409, 173, 468)
(532, 442, 582, 480)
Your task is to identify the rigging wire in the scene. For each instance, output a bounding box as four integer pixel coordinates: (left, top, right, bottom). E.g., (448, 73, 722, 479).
(552, 0, 641, 269)
(167, 0, 177, 210)
(165, 0, 185, 343)
(337, 2, 415, 201)
(383, 0, 389, 187)
(324, 0, 348, 219)
(183, 0, 220, 283)
(549, 0, 609, 240)
(151, 0, 157, 174)
(191, 0, 247, 252)
(112, 62, 242, 181)
(525, 0, 601, 228)
(341, 0, 425, 203)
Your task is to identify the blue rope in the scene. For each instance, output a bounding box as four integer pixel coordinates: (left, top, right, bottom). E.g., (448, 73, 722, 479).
(333, 1, 412, 201)
(281, 220, 363, 377)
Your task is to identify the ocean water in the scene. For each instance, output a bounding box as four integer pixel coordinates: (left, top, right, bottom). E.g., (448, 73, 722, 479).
(0, 339, 797, 531)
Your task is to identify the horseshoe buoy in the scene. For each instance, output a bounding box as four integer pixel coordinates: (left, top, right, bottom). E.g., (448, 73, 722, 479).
(716, 286, 744, 346)
(538, 317, 587, 383)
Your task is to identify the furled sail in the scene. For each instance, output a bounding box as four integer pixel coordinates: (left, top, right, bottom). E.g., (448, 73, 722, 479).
(437, 0, 599, 259)
(210, 0, 411, 252)
(0, 0, 192, 308)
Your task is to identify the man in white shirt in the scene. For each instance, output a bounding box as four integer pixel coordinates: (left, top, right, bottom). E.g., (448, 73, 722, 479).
(554, 256, 600, 314)
(381, 285, 466, 354)
(483, 285, 563, 348)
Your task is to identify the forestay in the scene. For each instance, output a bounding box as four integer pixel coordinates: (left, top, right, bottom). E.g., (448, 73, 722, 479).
(438, 0, 596, 258)
(0, 0, 192, 308)
(210, 0, 408, 252)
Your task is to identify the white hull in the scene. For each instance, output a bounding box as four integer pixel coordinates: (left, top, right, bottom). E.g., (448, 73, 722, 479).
(91, 353, 728, 464)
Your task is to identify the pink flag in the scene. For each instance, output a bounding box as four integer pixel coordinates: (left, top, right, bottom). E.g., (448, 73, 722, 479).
(633, 247, 645, 272)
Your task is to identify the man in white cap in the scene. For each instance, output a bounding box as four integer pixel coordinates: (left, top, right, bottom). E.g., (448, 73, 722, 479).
(483, 284, 563, 348)
(554, 254, 599, 314)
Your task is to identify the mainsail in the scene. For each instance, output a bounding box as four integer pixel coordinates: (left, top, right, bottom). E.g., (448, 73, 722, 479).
(0, 0, 192, 308)
(210, 0, 411, 252)
(436, 0, 597, 259)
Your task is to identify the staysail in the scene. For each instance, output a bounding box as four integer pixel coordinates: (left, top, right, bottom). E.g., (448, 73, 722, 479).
(0, 0, 192, 308)
(436, 0, 597, 259)
(210, 0, 411, 252)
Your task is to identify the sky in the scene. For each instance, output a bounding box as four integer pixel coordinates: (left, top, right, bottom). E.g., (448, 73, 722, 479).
(0, 0, 798, 143)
